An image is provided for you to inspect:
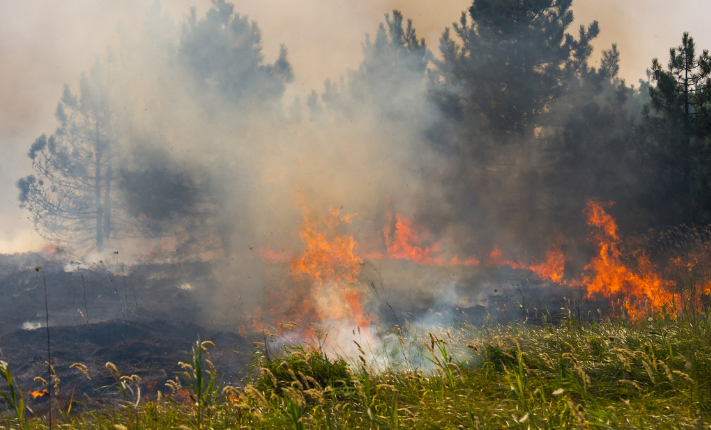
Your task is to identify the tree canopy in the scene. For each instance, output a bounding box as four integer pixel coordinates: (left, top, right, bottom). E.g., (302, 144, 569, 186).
(433, 0, 599, 139)
(179, 0, 293, 109)
(643, 32, 711, 224)
(15, 0, 711, 259)
(17, 63, 118, 251)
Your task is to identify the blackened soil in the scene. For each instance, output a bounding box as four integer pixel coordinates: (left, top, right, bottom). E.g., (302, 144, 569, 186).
(0, 319, 253, 413)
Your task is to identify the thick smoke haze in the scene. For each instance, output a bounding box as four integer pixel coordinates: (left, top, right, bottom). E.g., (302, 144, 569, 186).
(2, 0, 710, 253)
(2, 0, 711, 341)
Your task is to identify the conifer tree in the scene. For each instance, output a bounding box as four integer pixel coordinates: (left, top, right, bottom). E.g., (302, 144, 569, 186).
(433, 0, 599, 139)
(644, 32, 711, 222)
(17, 63, 118, 251)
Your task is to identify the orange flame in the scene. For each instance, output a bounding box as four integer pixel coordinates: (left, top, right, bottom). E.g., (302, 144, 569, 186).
(529, 242, 566, 284)
(381, 212, 565, 277)
(385, 213, 443, 265)
(258, 246, 290, 263)
(30, 390, 49, 398)
(254, 202, 371, 332)
(382, 211, 480, 266)
(42, 245, 59, 254)
(252, 196, 697, 332)
(580, 200, 674, 319)
(290, 207, 363, 285)
(485, 244, 519, 268)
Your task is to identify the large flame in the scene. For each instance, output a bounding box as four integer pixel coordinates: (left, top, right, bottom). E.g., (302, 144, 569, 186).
(256, 202, 371, 333)
(528, 242, 567, 284)
(290, 204, 371, 328)
(580, 200, 674, 319)
(382, 211, 565, 282)
(253, 197, 707, 334)
(382, 211, 480, 266)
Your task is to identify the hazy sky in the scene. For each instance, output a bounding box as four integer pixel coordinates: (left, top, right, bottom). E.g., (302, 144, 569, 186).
(1, 0, 709, 253)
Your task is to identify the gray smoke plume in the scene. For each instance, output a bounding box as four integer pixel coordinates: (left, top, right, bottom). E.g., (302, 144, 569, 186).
(11, 0, 676, 340)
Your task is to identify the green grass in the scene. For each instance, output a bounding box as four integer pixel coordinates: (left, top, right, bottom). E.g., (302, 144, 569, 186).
(1, 309, 710, 429)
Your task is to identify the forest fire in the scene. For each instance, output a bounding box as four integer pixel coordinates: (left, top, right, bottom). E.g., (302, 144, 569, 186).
(580, 200, 675, 320)
(383, 211, 480, 267)
(255, 202, 372, 338)
(254, 197, 706, 332)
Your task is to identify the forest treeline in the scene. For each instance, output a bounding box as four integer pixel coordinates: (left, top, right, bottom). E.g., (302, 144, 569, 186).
(15, 0, 711, 258)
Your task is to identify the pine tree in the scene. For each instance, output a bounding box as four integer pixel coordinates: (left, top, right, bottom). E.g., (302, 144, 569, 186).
(644, 32, 711, 222)
(17, 63, 118, 251)
(309, 11, 432, 123)
(179, 0, 293, 109)
(433, 0, 599, 139)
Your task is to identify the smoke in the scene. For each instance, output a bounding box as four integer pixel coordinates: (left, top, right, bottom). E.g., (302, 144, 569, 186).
(51, 2, 446, 332)
(7, 0, 710, 352)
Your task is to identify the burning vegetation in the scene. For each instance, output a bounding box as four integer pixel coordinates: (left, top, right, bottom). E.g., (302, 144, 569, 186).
(252, 196, 708, 337)
(2, 0, 711, 427)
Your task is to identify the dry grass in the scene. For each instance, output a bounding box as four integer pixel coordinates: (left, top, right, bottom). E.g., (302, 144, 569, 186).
(1, 305, 709, 429)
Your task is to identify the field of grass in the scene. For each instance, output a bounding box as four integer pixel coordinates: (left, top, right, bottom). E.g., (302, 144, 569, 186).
(1, 304, 710, 429)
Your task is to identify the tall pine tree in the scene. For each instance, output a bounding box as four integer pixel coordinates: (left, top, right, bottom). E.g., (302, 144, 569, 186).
(433, 0, 598, 139)
(17, 62, 119, 251)
(644, 32, 711, 223)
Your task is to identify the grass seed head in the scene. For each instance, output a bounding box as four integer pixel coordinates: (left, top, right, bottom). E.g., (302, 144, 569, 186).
(299, 358, 314, 374)
(245, 385, 269, 408)
(178, 362, 194, 371)
(105, 362, 120, 379)
(283, 386, 305, 407)
(376, 384, 396, 391)
(165, 377, 181, 393)
(672, 370, 694, 384)
(298, 371, 311, 389)
(567, 401, 589, 429)
(303, 388, 324, 404)
(70, 363, 91, 380)
(260, 367, 278, 388)
(353, 340, 365, 356)
(641, 359, 656, 384)
(206, 359, 216, 375)
(305, 375, 322, 391)
(611, 349, 632, 372)
(659, 360, 674, 382)
(541, 353, 554, 368)
(619, 379, 642, 390)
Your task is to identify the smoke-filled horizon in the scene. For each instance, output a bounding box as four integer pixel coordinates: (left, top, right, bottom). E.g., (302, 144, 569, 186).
(2, 0, 710, 255)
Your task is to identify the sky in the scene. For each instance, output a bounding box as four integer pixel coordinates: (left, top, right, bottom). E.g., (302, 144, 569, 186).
(1, 0, 709, 254)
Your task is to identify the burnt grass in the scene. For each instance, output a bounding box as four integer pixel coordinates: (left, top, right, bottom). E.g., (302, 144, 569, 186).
(0, 320, 252, 412)
(0, 252, 254, 411)
(0, 251, 580, 416)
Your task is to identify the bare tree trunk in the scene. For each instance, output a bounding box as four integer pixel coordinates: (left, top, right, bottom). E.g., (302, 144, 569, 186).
(95, 141, 104, 252)
(103, 153, 112, 243)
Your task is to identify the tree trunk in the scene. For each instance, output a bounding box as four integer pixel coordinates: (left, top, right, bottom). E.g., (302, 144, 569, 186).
(683, 60, 693, 219)
(95, 147, 104, 252)
(103, 153, 112, 243)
